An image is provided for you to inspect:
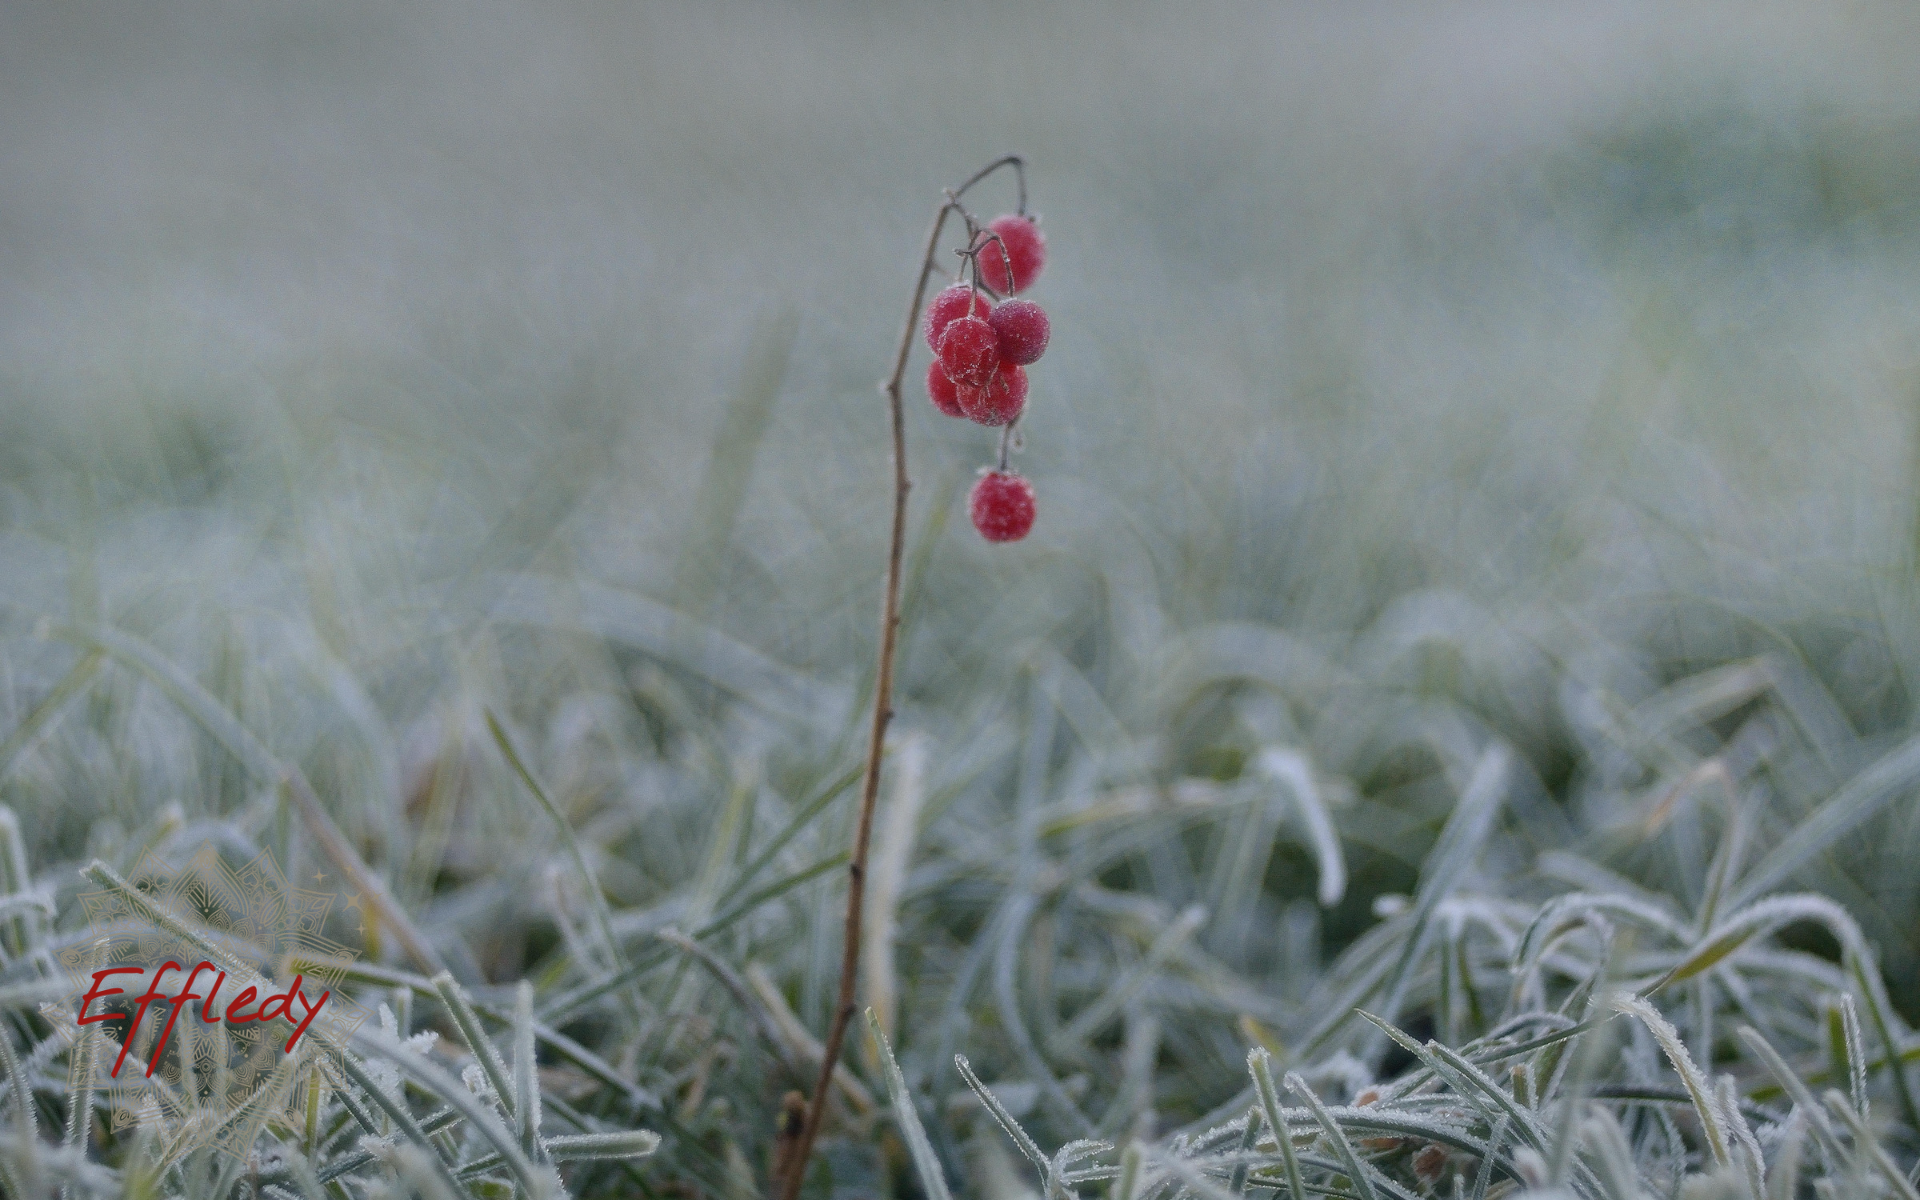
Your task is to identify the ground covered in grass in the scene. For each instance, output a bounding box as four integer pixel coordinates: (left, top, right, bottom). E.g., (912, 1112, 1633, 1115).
(5, 2, 1920, 1197)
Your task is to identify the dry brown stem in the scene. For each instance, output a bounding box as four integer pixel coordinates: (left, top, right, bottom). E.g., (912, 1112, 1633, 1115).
(772, 154, 1025, 1200)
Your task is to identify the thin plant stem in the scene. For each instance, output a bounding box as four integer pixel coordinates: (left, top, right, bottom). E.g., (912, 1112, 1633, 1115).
(773, 154, 1024, 1200)
(959, 230, 1013, 298)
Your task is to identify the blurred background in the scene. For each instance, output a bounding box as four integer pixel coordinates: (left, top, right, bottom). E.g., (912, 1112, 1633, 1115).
(6, 0, 1920, 1188)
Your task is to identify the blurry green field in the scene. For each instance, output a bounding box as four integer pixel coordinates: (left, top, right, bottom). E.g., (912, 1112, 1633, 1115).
(5, 2, 1920, 1197)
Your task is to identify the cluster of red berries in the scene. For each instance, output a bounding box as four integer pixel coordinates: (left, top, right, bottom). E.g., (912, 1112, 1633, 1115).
(923, 213, 1049, 543)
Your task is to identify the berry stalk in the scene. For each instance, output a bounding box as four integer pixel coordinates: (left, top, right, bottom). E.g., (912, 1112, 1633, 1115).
(773, 154, 1026, 1200)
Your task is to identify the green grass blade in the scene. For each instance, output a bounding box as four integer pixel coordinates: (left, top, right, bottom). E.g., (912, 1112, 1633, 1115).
(486, 709, 625, 974)
(1731, 732, 1920, 908)
(433, 970, 516, 1120)
(1248, 1049, 1308, 1200)
(0, 650, 99, 787)
(957, 1053, 1051, 1182)
(868, 1010, 954, 1200)
(1376, 745, 1508, 1027)
(1610, 994, 1729, 1168)
(514, 981, 547, 1166)
(1282, 1070, 1379, 1200)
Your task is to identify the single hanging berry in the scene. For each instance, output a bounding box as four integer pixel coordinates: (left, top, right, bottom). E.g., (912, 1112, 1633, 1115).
(922, 283, 993, 352)
(969, 471, 1035, 542)
(975, 214, 1045, 294)
(988, 299, 1049, 365)
(937, 315, 999, 388)
(925, 359, 964, 418)
(956, 362, 1027, 426)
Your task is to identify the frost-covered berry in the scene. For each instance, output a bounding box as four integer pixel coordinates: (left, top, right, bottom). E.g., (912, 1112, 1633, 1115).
(969, 471, 1035, 542)
(956, 362, 1027, 426)
(922, 284, 993, 352)
(938, 315, 999, 388)
(926, 359, 964, 418)
(988, 299, 1049, 365)
(975, 215, 1045, 294)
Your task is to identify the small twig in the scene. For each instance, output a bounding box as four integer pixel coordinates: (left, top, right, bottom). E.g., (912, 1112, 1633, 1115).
(773, 154, 1024, 1200)
(957, 230, 1014, 300)
(953, 154, 1027, 215)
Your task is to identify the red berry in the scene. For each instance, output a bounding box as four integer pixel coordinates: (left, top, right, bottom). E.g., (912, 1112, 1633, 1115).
(956, 362, 1027, 426)
(969, 471, 1035, 543)
(922, 284, 992, 352)
(988, 299, 1049, 365)
(925, 359, 964, 418)
(975, 215, 1045, 294)
(937, 315, 999, 388)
